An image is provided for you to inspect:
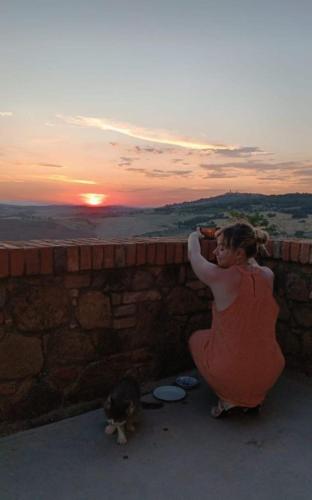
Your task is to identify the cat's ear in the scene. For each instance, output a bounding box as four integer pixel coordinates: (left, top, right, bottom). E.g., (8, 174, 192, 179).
(126, 401, 135, 415)
(104, 395, 112, 410)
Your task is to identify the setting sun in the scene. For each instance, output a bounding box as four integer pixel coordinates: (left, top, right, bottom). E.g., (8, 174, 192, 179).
(81, 193, 107, 206)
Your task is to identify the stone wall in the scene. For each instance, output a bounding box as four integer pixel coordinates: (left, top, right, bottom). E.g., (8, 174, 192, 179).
(0, 237, 311, 432)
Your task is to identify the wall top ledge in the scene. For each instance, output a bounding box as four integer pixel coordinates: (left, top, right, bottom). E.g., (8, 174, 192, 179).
(0, 237, 311, 278)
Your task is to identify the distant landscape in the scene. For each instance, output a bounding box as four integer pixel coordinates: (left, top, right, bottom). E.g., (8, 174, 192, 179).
(0, 192, 312, 241)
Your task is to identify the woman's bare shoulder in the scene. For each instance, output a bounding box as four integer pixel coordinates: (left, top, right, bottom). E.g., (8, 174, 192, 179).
(258, 265, 274, 289)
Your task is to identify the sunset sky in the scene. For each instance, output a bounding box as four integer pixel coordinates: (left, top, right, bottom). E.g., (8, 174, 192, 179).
(1, 0, 311, 206)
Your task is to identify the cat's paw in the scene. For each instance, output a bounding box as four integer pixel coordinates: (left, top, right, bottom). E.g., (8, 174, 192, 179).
(105, 424, 117, 435)
(117, 435, 127, 445)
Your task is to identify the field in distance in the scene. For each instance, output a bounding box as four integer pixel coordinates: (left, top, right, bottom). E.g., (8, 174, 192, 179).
(0, 192, 311, 241)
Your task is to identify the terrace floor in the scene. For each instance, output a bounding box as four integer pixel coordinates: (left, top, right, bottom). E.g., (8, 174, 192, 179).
(1, 370, 312, 500)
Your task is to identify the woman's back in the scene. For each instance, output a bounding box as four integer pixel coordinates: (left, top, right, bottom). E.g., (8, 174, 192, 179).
(190, 265, 285, 407)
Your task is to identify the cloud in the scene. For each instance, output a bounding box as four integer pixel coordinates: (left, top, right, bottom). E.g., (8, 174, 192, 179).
(57, 114, 240, 151)
(125, 167, 192, 178)
(34, 174, 97, 185)
(200, 160, 303, 174)
(126, 168, 146, 173)
(38, 162, 65, 168)
(135, 146, 165, 154)
(213, 146, 267, 158)
(0, 111, 13, 117)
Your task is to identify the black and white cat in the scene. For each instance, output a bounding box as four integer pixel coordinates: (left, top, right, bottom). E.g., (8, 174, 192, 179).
(104, 376, 162, 445)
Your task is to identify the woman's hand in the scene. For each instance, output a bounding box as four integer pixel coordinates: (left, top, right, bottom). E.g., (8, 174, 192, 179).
(189, 227, 205, 239)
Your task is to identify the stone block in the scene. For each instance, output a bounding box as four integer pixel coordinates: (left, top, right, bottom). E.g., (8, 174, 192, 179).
(76, 290, 112, 329)
(11, 286, 71, 332)
(64, 273, 91, 288)
(132, 269, 154, 291)
(113, 304, 136, 317)
(45, 330, 96, 367)
(113, 317, 137, 329)
(285, 273, 310, 301)
(166, 286, 207, 315)
(0, 334, 43, 379)
(293, 304, 312, 328)
(122, 290, 161, 304)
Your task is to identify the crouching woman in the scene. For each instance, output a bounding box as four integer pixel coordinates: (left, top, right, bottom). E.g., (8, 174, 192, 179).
(188, 222, 285, 418)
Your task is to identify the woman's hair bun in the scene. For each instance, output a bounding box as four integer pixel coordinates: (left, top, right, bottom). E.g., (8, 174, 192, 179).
(254, 227, 269, 245)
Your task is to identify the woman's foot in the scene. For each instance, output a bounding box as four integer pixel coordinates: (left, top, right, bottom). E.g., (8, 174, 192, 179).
(211, 399, 261, 418)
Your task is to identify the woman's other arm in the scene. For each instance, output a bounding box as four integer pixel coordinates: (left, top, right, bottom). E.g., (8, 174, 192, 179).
(187, 230, 220, 286)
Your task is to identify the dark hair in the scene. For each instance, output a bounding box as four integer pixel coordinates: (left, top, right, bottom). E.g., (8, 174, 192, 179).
(215, 222, 269, 258)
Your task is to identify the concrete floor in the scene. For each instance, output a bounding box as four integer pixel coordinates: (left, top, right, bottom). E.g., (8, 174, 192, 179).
(1, 370, 312, 500)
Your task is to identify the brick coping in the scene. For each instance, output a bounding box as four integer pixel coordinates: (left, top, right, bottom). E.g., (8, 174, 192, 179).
(0, 237, 311, 278)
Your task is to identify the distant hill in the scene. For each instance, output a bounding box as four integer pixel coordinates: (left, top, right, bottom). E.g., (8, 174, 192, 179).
(155, 192, 312, 217)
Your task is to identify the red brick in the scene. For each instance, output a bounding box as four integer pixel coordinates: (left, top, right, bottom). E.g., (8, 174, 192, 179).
(25, 248, 40, 275)
(165, 243, 175, 264)
(208, 240, 217, 261)
(299, 242, 311, 264)
(115, 245, 126, 267)
(40, 247, 53, 275)
(92, 245, 104, 269)
(136, 244, 146, 265)
(80, 246, 92, 270)
(125, 244, 137, 267)
(290, 241, 300, 262)
(10, 249, 25, 276)
(183, 244, 189, 262)
(0, 250, 9, 278)
(200, 240, 209, 260)
(103, 245, 115, 268)
(147, 243, 156, 264)
(155, 243, 166, 265)
(272, 240, 282, 259)
(281, 241, 290, 261)
(174, 242, 184, 264)
(266, 239, 273, 257)
(67, 247, 79, 272)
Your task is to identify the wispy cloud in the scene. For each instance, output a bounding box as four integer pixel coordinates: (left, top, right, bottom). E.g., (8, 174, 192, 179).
(213, 146, 267, 158)
(0, 172, 97, 185)
(0, 111, 13, 117)
(126, 167, 192, 178)
(38, 162, 65, 168)
(134, 146, 166, 154)
(43, 174, 97, 185)
(57, 114, 240, 151)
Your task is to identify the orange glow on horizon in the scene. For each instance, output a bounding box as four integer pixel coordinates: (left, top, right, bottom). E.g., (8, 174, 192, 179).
(80, 193, 108, 206)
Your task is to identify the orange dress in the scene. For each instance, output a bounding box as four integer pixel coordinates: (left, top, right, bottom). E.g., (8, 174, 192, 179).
(189, 265, 285, 407)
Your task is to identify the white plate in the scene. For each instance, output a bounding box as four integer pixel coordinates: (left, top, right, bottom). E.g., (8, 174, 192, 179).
(153, 385, 186, 402)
